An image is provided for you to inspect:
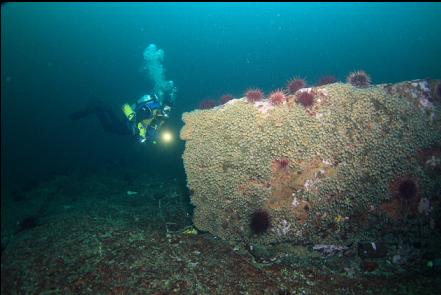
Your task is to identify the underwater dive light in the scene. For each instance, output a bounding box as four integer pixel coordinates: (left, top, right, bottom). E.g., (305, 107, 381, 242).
(161, 130, 173, 143)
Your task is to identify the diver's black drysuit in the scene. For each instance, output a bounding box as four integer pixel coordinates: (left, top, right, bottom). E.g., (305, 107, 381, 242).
(69, 103, 131, 136)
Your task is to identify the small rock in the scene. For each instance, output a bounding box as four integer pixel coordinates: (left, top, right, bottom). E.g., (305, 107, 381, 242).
(313, 244, 348, 256)
(392, 255, 403, 264)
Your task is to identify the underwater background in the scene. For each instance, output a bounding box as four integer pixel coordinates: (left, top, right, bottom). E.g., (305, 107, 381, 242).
(2, 2, 441, 188)
(2, 2, 441, 294)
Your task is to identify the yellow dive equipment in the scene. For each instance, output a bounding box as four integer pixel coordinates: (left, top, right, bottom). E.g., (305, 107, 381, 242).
(122, 100, 169, 144)
(137, 122, 147, 140)
(182, 226, 198, 235)
(122, 104, 135, 121)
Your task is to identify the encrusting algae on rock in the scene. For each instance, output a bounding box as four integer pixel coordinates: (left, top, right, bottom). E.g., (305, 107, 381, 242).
(180, 79, 441, 249)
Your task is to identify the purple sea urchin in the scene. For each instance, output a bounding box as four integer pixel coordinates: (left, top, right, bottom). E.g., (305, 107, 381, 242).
(250, 209, 271, 234)
(287, 78, 306, 94)
(317, 75, 338, 86)
(296, 91, 315, 107)
(347, 70, 371, 88)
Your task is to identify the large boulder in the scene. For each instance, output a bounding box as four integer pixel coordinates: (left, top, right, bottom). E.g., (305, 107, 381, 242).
(180, 79, 441, 246)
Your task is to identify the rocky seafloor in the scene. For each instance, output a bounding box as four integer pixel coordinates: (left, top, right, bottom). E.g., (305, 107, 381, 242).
(1, 165, 440, 294)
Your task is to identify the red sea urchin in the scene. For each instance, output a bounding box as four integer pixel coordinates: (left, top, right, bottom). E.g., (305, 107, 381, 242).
(347, 70, 371, 88)
(250, 209, 271, 234)
(384, 175, 421, 220)
(296, 91, 315, 107)
(269, 90, 287, 106)
(398, 179, 418, 200)
(245, 89, 264, 103)
(287, 78, 306, 94)
(390, 176, 420, 202)
(317, 75, 338, 86)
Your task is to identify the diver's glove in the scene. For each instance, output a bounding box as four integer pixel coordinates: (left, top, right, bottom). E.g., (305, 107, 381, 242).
(136, 135, 147, 144)
(163, 105, 171, 118)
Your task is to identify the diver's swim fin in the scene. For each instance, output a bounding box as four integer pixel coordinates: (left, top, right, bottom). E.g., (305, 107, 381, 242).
(69, 109, 95, 120)
(69, 101, 108, 121)
(68, 102, 104, 120)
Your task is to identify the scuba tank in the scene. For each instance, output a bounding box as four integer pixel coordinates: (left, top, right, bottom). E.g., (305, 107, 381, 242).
(122, 104, 135, 121)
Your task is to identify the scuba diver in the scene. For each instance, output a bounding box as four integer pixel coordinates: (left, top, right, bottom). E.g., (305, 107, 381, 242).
(69, 81, 176, 144)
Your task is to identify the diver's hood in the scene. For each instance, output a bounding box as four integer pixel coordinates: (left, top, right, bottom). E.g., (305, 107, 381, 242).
(137, 94, 152, 104)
